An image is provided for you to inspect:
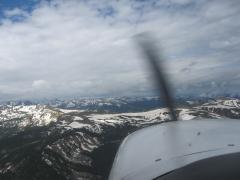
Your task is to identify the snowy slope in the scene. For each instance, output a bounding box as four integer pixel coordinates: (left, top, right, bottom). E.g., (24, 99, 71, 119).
(1, 98, 240, 180)
(0, 105, 62, 128)
(1, 98, 240, 130)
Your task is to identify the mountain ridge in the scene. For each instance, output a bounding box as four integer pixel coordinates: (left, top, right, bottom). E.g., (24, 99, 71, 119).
(0, 97, 240, 180)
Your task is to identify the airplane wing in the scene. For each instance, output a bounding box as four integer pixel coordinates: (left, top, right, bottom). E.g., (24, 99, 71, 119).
(109, 119, 240, 180)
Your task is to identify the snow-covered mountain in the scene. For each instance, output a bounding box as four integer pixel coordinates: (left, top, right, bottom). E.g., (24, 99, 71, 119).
(6, 96, 165, 113)
(47, 96, 163, 112)
(0, 98, 240, 180)
(0, 105, 61, 128)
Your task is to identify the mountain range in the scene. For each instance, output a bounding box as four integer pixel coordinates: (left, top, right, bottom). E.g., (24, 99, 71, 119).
(0, 97, 240, 180)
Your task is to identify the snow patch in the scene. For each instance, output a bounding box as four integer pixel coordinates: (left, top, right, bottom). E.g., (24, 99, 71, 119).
(68, 122, 89, 129)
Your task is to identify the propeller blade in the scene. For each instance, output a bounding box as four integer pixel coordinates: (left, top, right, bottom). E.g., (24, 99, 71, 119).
(135, 33, 177, 121)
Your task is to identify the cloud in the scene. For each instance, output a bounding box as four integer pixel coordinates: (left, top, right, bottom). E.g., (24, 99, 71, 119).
(4, 8, 27, 17)
(32, 79, 48, 89)
(0, 0, 239, 100)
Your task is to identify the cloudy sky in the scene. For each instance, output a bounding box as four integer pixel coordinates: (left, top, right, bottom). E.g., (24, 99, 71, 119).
(0, 0, 239, 100)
